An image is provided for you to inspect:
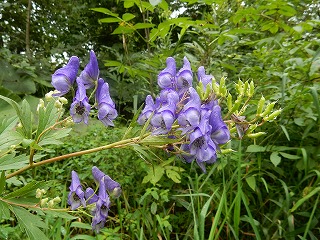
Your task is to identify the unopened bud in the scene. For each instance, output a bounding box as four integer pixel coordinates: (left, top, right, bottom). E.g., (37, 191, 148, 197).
(231, 95, 243, 112)
(17, 122, 22, 128)
(40, 198, 49, 207)
(111, 187, 122, 198)
(256, 95, 265, 115)
(36, 188, 46, 198)
(48, 200, 55, 208)
(58, 97, 68, 105)
(219, 77, 227, 97)
(211, 79, 219, 94)
(236, 80, 244, 95)
(246, 124, 258, 134)
(260, 102, 276, 117)
(263, 109, 282, 121)
(249, 81, 254, 97)
(220, 148, 235, 154)
(243, 81, 249, 96)
(53, 196, 61, 203)
(247, 132, 266, 138)
(37, 99, 45, 112)
(54, 100, 63, 109)
(45, 91, 55, 101)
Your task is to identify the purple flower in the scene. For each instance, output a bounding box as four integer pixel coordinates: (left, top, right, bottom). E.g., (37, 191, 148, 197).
(51, 56, 80, 96)
(67, 171, 86, 210)
(209, 105, 230, 145)
(137, 95, 158, 125)
(70, 79, 91, 124)
(158, 57, 177, 89)
(91, 178, 110, 233)
(79, 50, 99, 89)
(85, 187, 99, 204)
(95, 78, 118, 127)
(92, 166, 122, 198)
(176, 57, 193, 95)
(151, 90, 179, 135)
(197, 66, 215, 89)
(181, 110, 217, 172)
(177, 87, 201, 134)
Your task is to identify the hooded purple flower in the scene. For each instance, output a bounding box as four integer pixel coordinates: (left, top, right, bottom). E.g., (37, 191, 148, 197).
(137, 95, 159, 125)
(85, 187, 99, 204)
(158, 57, 177, 89)
(67, 171, 86, 210)
(91, 178, 111, 233)
(92, 166, 122, 198)
(51, 56, 80, 96)
(70, 78, 91, 124)
(151, 90, 179, 135)
(209, 105, 230, 145)
(79, 50, 99, 89)
(182, 110, 217, 172)
(177, 87, 201, 134)
(197, 66, 215, 90)
(95, 78, 118, 127)
(176, 57, 193, 95)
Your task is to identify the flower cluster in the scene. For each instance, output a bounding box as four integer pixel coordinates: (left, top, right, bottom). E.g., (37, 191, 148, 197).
(138, 57, 230, 172)
(51, 51, 117, 126)
(67, 166, 121, 232)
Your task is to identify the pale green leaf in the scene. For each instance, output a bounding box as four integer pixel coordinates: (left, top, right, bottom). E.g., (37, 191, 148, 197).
(122, 13, 135, 21)
(246, 145, 266, 152)
(270, 152, 281, 167)
(246, 176, 256, 191)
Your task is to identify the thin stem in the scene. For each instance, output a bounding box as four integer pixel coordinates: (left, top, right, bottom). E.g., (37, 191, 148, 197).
(6, 136, 143, 180)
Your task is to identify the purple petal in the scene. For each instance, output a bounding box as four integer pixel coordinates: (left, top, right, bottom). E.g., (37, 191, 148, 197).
(158, 57, 176, 89)
(197, 66, 214, 88)
(79, 50, 99, 89)
(176, 57, 193, 93)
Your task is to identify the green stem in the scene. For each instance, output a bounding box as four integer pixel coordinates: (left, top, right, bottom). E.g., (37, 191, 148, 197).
(6, 136, 143, 180)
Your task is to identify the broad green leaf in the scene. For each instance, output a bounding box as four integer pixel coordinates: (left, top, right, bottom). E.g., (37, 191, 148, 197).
(90, 8, 119, 17)
(122, 13, 135, 22)
(142, 165, 164, 185)
(70, 222, 92, 230)
(11, 206, 49, 240)
(246, 176, 256, 191)
(99, 17, 121, 23)
(0, 130, 24, 153)
(279, 152, 300, 160)
(0, 116, 18, 134)
(0, 153, 28, 171)
(0, 171, 5, 193)
(246, 145, 266, 152)
(151, 201, 157, 214)
(104, 60, 122, 67)
(20, 99, 33, 138)
(133, 23, 155, 29)
(124, 0, 134, 8)
(270, 152, 281, 167)
(38, 127, 72, 146)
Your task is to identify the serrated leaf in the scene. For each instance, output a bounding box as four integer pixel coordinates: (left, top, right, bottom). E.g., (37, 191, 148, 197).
(0, 130, 24, 152)
(4, 181, 44, 199)
(0, 153, 28, 171)
(38, 128, 72, 146)
(166, 169, 181, 183)
(35, 100, 58, 140)
(0, 199, 10, 219)
(142, 165, 164, 185)
(270, 152, 281, 167)
(11, 206, 49, 240)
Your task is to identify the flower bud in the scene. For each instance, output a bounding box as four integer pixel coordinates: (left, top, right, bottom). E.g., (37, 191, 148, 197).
(40, 198, 49, 207)
(263, 109, 282, 121)
(53, 196, 61, 203)
(256, 95, 265, 115)
(221, 148, 235, 154)
(260, 102, 276, 117)
(36, 99, 45, 112)
(45, 91, 55, 101)
(230, 95, 243, 112)
(249, 81, 254, 97)
(219, 77, 227, 97)
(236, 80, 244, 95)
(54, 100, 63, 109)
(247, 132, 266, 138)
(58, 97, 68, 105)
(48, 200, 55, 208)
(36, 188, 47, 199)
(243, 81, 249, 96)
(211, 79, 219, 95)
(246, 124, 258, 134)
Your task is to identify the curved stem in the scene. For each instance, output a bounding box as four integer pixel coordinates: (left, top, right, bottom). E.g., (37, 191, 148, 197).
(6, 135, 143, 180)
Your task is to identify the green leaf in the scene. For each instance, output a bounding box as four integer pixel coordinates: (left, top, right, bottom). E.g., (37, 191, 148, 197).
(20, 99, 33, 138)
(0, 171, 6, 193)
(133, 23, 155, 29)
(70, 222, 92, 230)
(142, 165, 164, 185)
(290, 187, 320, 212)
(279, 152, 300, 160)
(0, 130, 24, 153)
(166, 168, 181, 183)
(151, 201, 157, 214)
(246, 176, 256, 191)
(11, 206, 49, 240)
(112, 26, 134, 34)
(0, 200, 10, 219)
(38, 127, 72, 146)
(46, 210, 77, 220)
(4, 180, 44, 199)
(124, 0, 134, 8)
(270, 152, 281, 167)
(0, 153, 28, 171)
(149, 0, 162, 6)
(90, 8, 119, 17)
(99, 17, 121, 23)
(122, 13, 135, 22)
(246, 145, 266, 152)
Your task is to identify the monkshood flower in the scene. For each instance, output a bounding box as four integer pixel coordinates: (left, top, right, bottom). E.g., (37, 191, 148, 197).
(209, 105, 230, 145)
(92, 166, 122, 198)
(70, 78, 91, 124)
(176, 57, 193, 95)
(68, 171, 86, 210)
(182, 110, 217, 172)
(79, 50, 99, 89)
(95, 78, 118, 127)
(137, 95, 159, 125)
(157, 57, 177, 89)
(91, 178, 111, 233)
(151, 90, 179, 135)
(51, 56, 80, 96)
(177, 87, 201, 134)
(197, 66, 215, 89)
(85, 187, 99, 204)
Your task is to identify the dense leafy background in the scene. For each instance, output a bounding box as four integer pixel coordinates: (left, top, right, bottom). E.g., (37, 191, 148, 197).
(0, 0, 319, 239)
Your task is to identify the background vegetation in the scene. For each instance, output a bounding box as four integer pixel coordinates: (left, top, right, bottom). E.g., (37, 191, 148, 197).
(0, 0, 319, 239)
